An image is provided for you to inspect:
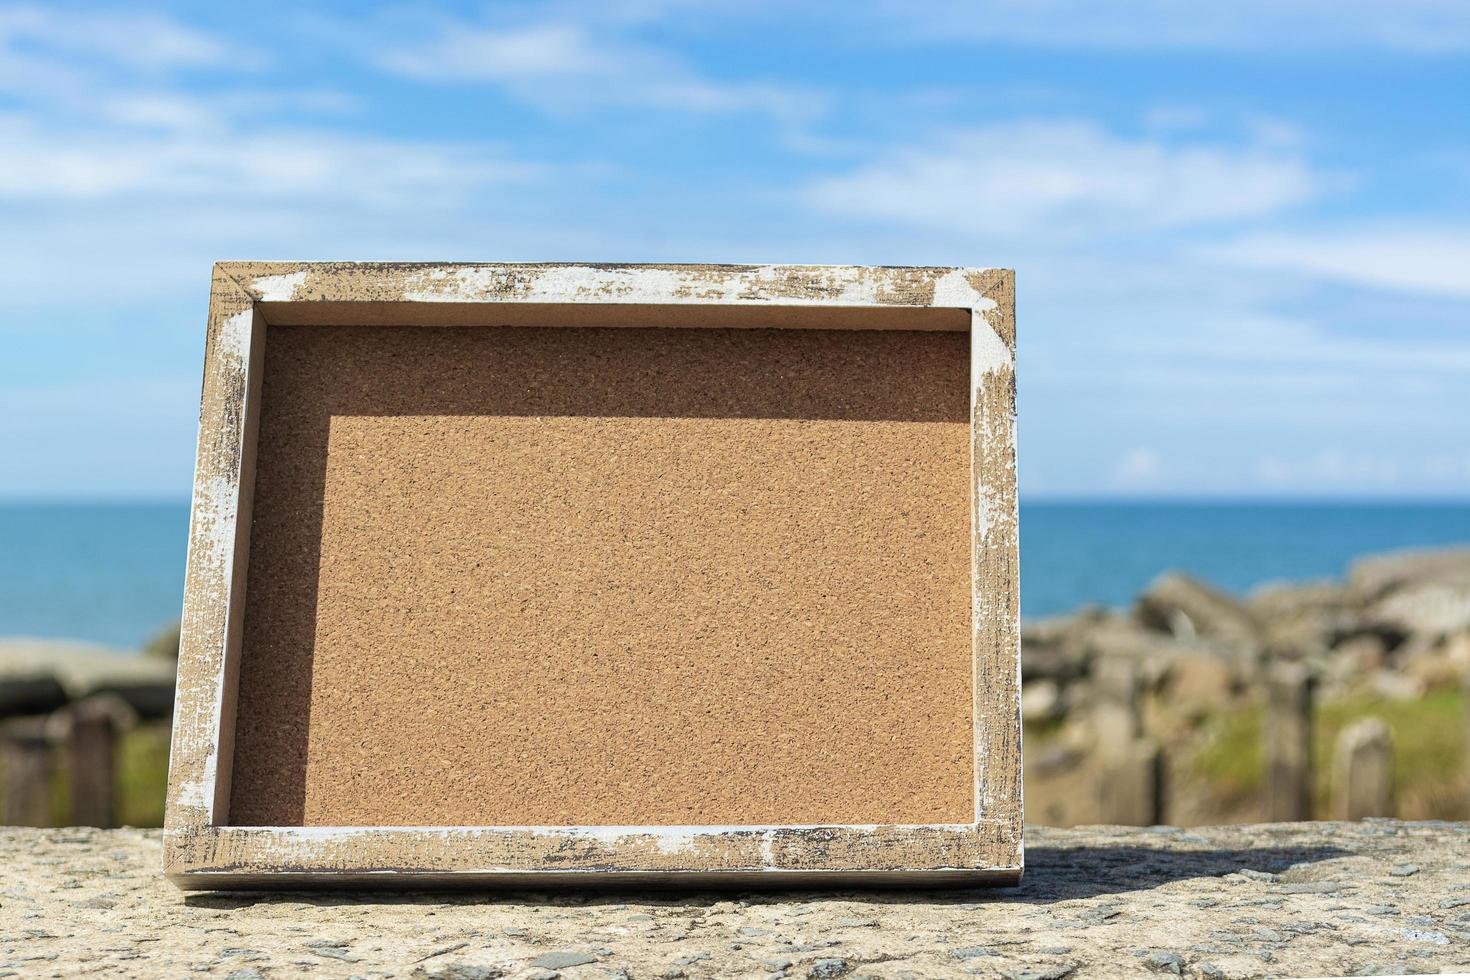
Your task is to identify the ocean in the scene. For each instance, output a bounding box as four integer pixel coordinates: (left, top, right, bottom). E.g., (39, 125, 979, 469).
(3, 500, 1470, 649)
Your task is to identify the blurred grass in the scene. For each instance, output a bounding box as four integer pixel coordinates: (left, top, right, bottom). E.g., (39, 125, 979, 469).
(7, 694, 1467, 826)
(1191, 688, 1466, 820)
(7, 721, 172, 827)
(1191, 702, 1265, 802)
(116, 722, 171, 827)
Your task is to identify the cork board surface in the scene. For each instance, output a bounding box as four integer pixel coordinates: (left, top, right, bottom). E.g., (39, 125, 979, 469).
(229, 321, 973, 827)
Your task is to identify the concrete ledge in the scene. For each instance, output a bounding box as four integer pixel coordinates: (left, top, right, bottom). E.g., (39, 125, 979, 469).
(2, 821, 1468, 978)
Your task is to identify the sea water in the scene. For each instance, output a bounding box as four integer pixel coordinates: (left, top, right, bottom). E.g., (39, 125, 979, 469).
(3, 500, 1469, 648)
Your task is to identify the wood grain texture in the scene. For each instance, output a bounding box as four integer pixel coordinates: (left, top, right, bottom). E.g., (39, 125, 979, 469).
(970, 270, 1022, 857)
(165, 266, 261, 829)
(165, 821, 1020, 886)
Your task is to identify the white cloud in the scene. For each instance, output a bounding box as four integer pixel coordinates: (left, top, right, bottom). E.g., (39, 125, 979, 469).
(376, 19, 823, 120)
(1113, 447, 1164, 487)
(1207, 227, 1470, 298)
(803, 121, 1326, 238)
(1253, 451, 1409, 490)
(0, 4, 243, 76)
(871, 0, 1470, 52)
(0, 6, 560, 309)
(0, 114, 541, 206)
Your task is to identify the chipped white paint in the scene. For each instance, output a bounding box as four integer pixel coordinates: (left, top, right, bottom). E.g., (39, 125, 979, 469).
(970, 311, 1014, 378)
(246, 262, 1000, 309)
(249, 269, 307, 302)
(931, 268, 991, 310)
(255, 823, 978, 841)
(167, 262, 1020, 887)
(166, 304, 257, 824)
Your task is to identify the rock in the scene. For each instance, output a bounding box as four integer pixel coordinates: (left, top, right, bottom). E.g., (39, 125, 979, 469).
(142, 622, 180, 659)
(1002, 966, 1074, 980)
(1249, 580, 1351, 619)
(952, 946, 993, 959)
(1274, 882, 1346, 894)
(1350, 547, 1470, 601)
(1331, 634, 1389, 673)
(1236, 868, 1277, 883)
(807, 958, 849, 978)
(1400, 641, 1463, 691)
(1250, 581, 1355, 657)
(1369, 670, 1425, 701)
(1021, 610, 1102, 684)
(1022, 679, 1064, 724)
(1072, 616, 1199, 691)
(1143, 950, 1184, 974)
(1390, 864, 1420, 877)
(0, 639, 175, 719)
(413, 966, 505, 980)
(531, 951, 599, 969)
(1135, 573, 1262, 656)
(0, 671, 68, 717)
(1369, 581, 1470, 639)
(1159, 650, 1236, 719)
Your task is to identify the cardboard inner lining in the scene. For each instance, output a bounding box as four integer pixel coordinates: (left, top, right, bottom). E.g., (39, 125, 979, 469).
(228, 320, 974, 827)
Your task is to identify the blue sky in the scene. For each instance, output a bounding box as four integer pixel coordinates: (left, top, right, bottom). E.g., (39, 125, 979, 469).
(1, 0, 1467, 499)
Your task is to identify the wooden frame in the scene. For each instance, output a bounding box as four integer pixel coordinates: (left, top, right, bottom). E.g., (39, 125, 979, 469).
(163, 262, 1021, 889)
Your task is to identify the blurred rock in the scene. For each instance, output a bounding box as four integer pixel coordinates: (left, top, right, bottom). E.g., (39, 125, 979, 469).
(1399, 639, 1464, 691)
(143, 622, 180, 659)
(1022, 678, 1064, 724)
(1249, 580, 1357, 658)
(1077, 614, 1221, 694)
(1368, 581, 1470, 639)
(1160, 650, 1236, 720)
(1369, 669, 1424, 701)
(1320, 634, 1389, 697)
(0, 639, 175, 719)
(0, 671, 69, 718)
(1135, 573, 1262, 657)
(1248, 580, 1351, 619)
(1349, 547, 1470, 602)
(1021, 608, 1107, 683)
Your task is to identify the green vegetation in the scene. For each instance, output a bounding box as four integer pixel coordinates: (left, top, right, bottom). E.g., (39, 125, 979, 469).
(1191, 688, 1466, 820)
(115, 722, 172, 827)
(2, 721, 172, 827)
(1190, 701, 1265, 803)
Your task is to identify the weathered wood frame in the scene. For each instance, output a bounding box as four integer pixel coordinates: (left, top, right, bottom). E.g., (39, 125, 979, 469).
(163, 262, 1021, 889)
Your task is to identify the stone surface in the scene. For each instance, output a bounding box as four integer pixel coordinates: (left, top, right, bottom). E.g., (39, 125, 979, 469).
(3, 822, 1470, 978)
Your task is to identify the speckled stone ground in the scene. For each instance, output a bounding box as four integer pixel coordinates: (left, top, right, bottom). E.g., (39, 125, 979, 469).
(3, 821, 1469, 979)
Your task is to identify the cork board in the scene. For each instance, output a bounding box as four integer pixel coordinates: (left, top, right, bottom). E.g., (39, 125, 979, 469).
(230, 323, 972, 827)
(164, 263, 1020, 888)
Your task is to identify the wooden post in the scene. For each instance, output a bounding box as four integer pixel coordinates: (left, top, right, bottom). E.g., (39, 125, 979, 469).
(2, 718, 52, 826)
(1094, 654, 1162, 825)
(1093, 654, 1142, 743)
(1264, 662, 1316, 821)
(68, 701, 117, 828)
(1098, 737, 1163, 826)
(1465, 670, 1470, 817)
(1332, 717, 1393, 820)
